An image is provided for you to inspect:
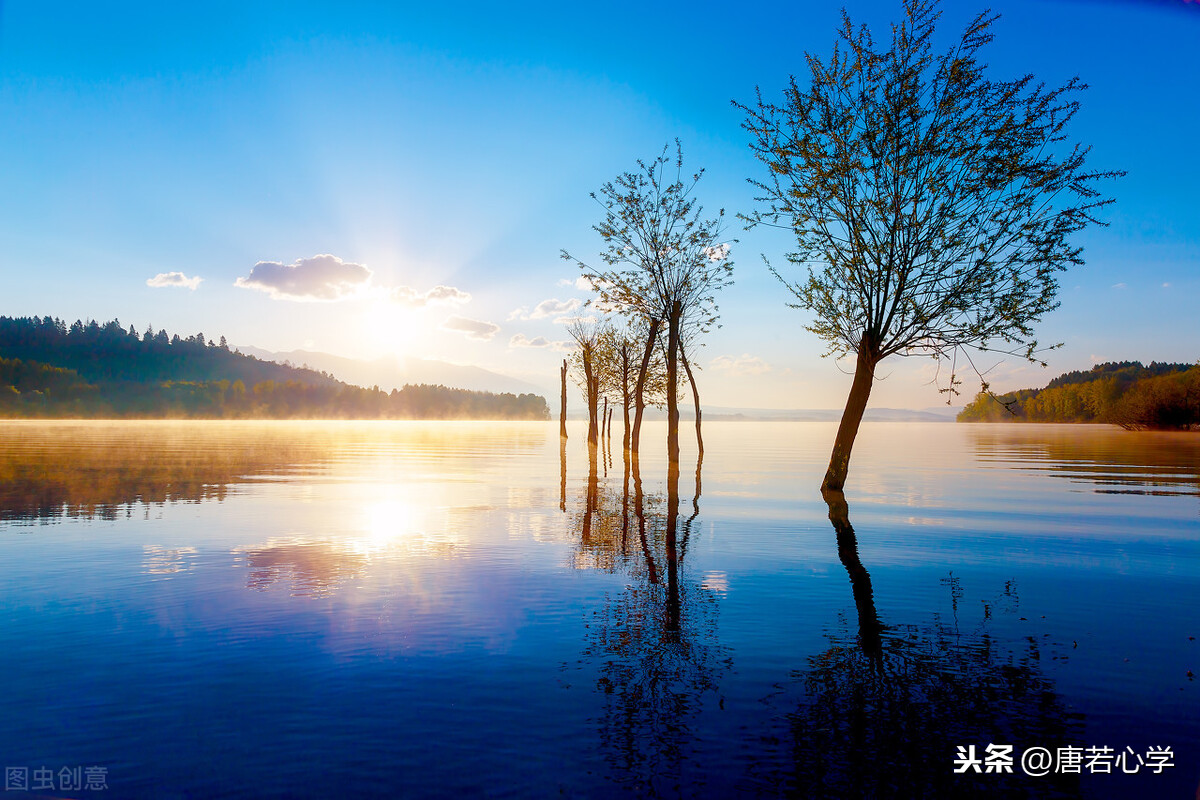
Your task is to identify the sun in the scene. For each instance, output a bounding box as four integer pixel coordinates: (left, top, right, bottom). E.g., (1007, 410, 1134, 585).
(360, 298, 429, 360)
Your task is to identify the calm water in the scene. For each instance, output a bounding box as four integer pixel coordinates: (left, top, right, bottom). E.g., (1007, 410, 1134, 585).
(0, 420, 1196, 798)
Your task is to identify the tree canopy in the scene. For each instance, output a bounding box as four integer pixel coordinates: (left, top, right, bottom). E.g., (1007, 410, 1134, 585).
(738, 0, 1120, 490)
(563, 141, 733, 463)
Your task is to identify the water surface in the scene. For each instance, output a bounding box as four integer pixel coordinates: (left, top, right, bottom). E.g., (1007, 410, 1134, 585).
(1, 420, 1195, 798)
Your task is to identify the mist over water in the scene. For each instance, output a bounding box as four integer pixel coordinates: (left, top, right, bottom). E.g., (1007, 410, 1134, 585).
(1, 420, 1196, 798)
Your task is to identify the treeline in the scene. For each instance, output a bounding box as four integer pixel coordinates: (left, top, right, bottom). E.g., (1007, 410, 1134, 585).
(0, 315, 336, 386)
(0, 316, 548, 420)
(957, 361, 1200, 430)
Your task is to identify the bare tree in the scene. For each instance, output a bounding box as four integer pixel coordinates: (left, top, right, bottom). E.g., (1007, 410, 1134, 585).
(595, 319, 666, 454)
(738, 0, 1120, 492)
(560, 358, 568, 439)
(567, 320, 603, 446)
(563, 142, 733, 464)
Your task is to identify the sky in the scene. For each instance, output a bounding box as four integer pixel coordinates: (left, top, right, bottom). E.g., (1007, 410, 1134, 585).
(0, 0, 1196, 409)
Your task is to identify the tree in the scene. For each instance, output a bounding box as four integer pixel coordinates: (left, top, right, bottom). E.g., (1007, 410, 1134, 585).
(738, 0, 1120, 492)
(560, 358, 569, 439)
(563, 142, 733, 464)
(567, 320, 603, 446)
(595, 319, 666, 454)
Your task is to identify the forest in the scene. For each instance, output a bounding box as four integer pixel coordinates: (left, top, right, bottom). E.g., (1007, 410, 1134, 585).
(956, 361, 1200, 430)
(0, 316, 548, 420)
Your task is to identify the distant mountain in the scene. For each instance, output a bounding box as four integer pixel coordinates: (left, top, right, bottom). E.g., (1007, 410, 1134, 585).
(567, 405, 957, 422)
(236, 346, 544, 397)
(702, 406, 956, 422)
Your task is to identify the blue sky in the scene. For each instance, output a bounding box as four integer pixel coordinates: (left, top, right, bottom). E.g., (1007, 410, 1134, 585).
(1, 0, 1196, 408)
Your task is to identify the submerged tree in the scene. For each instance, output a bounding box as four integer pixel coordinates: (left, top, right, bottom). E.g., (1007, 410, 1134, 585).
(564, 142, 733, 464)
(594, 320, 667, 454)
(567, 320, 603, 446)
(738, 0, 1119, 491)
(560, 358, 569, 439)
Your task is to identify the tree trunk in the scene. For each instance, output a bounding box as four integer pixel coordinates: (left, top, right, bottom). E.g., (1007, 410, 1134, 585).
(821, 334, 880, 492)
(601, 396, 608, 440)
(631, 319, 660, 456)
(584, 350, 599, 447)
(621, 343, 632, 453)
(680, 344, 703, 459)
(665, 304, 682, 465)
(559, 359, 568, 439)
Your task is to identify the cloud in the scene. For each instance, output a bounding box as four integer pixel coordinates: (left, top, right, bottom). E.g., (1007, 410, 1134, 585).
(441, 315, 500, 341)
(553, 314, 597, 326)
(703, 243, 731, 261)
(147, 271, 202, 290)
(710, 353, 772, 375)
(557, 276, 596, 291)
(510, 333, 551, 348)
(509, 297, 581, 321)
(1111, 282, 1127, 290)
(389, 284, 471, 307)
(509, 333, 572, 351)
(589, 297, 621, 314)
(234, 254, 372, 301)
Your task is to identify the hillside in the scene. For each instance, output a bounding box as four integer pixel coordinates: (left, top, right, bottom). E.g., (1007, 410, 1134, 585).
(957, 361, 1199, 430)
(0, 316, 548, 420)
(236, 346, 545, 397)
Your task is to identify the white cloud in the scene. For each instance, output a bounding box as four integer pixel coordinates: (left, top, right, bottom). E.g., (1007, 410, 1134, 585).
(1111, 282, 1127, 290)
(389, 284, 471, 307)
(425, 285, 471, 304)
(553, 314, 597, 326)
(703, 243, 731, 261)
(234, 254, 371, 301)
(510, 333, 550, 348)
(509, 333, 573, 351)
(556, 276, 596, 291)
(710, 353, 772, 375)
(509, 297, 581, 321)
(441, 315, 500, 341)
(589, 297, 622, 314)
(147, 271, 202, 290)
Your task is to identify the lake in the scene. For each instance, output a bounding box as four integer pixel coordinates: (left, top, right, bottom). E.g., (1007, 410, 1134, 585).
(0, 420, 1196, 798)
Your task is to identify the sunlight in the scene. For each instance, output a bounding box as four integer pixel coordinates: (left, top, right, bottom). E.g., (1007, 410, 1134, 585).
(359, 498, 417, 550)
(361, 299, 426, 360)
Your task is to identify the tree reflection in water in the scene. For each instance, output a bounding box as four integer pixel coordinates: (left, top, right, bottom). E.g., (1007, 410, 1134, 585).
(564, 446, 1084, 797)
(569, 444, 732, 795)
(969, 425, 1200, 498)
(0, 423, 324, 523)
(761, 490, 1085, 798)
